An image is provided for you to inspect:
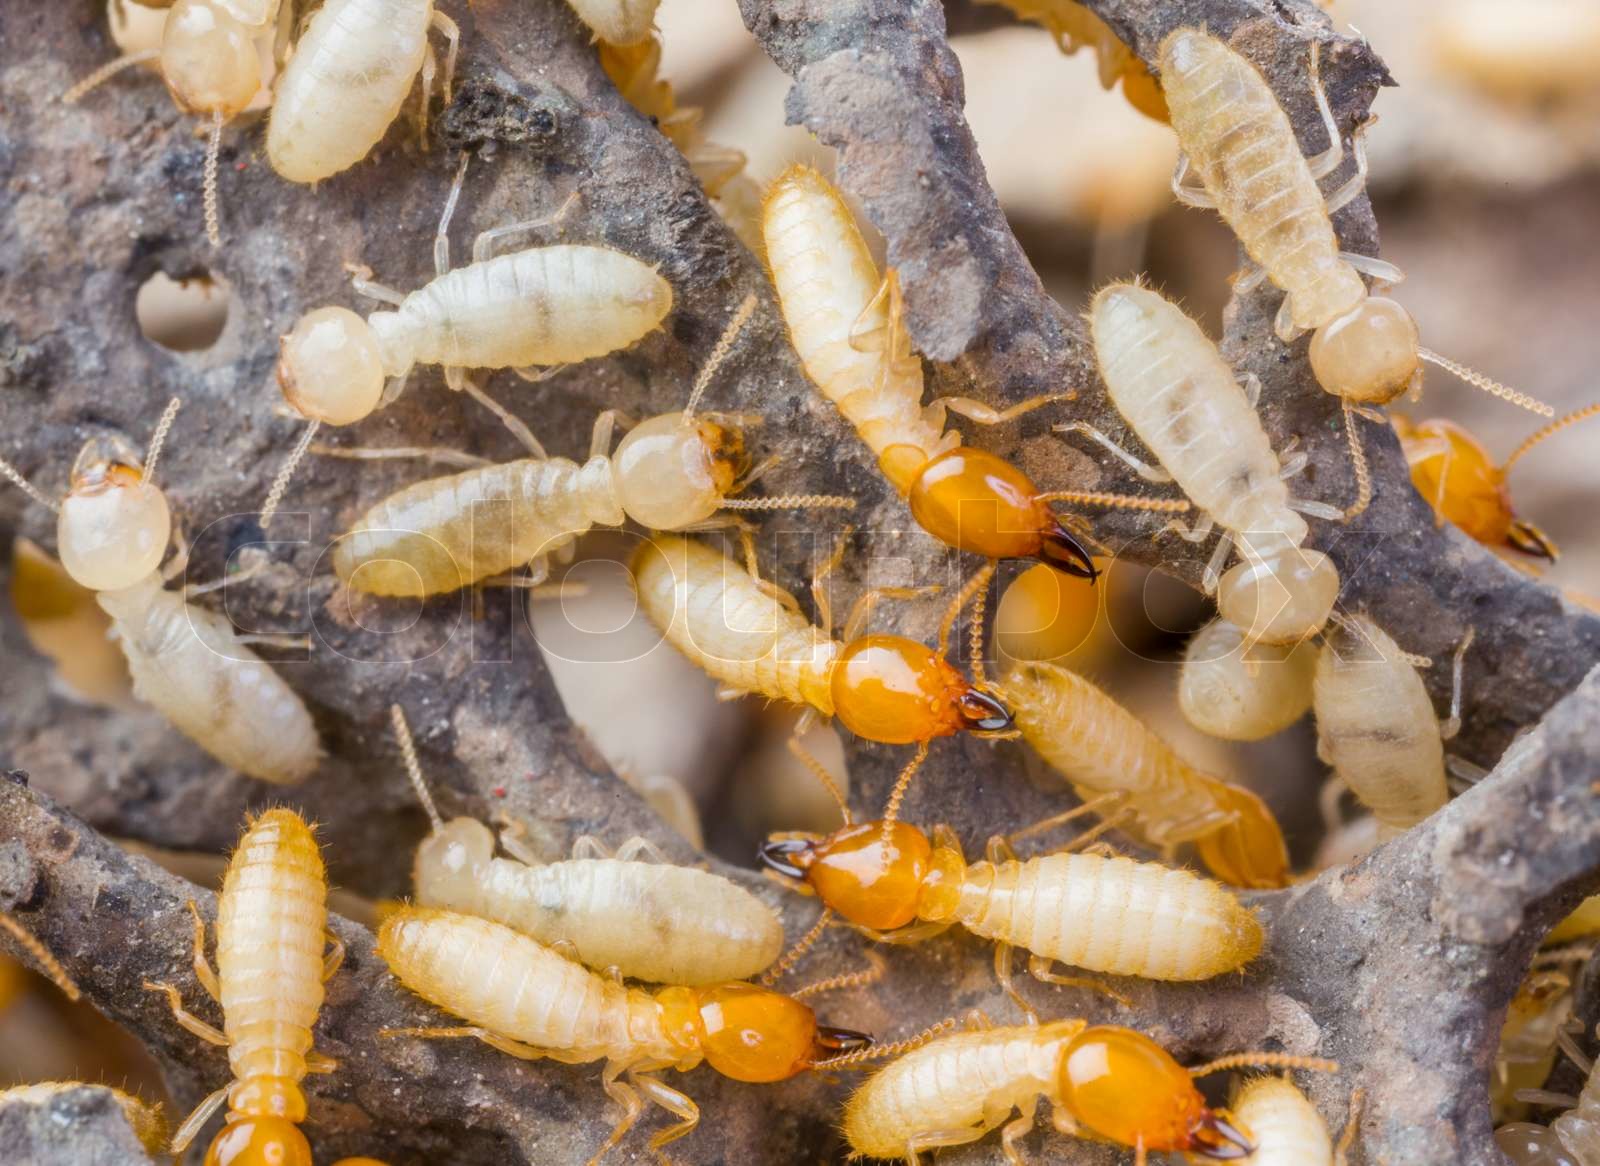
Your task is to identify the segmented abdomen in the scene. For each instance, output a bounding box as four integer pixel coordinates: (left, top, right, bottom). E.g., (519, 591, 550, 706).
(631, 536, 838, 712)
(763, 166, 955, 493)
(566, 0, 661, 45)
(378, 909, 651, 1061)
(105, 589, 320, 785)
(1232, 1076, 1333, 1165)
(396, 246, 672, 369)
(957, 853, 1262, 979)
(1090, 282, 1304, 542)
(266, 0, 433, 183)
(216, 811, 327, 1088)
(334, 456, 621, 596)
(1159, 28, 1364, 331)
(842, 1024, 1078, 1160)
(463, 858, 784, 985)
(1004, 660, 1229, 844)
(1313, 617, 1445, 835)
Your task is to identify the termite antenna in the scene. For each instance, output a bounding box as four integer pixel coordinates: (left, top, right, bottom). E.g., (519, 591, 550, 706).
(0, 455, 60, 513)
(1188, 1052, 1339, 1078)
(142, 397, 183, 485)
(878, 739, 931, 853)
(203, 109, 224, 249)
(1334, 1087, 1365, 1166)
(1503, 401, 1600, 472)
(1341, 398, 1373, 520)
(811, 1017, 959, 1071)
(1034, 489, 1191, 513)
(720, 494, 856, 512)
(968, 565, 990, 691)
(260, 420, 321, 530)
(682, 294, 758, 422)
(391, 703, 443, 831)
(936, 561, 995, 658)
(758, 907, 833, 987)
(785, 734, 853, 827)
(791, 949, 886, 1000)
(0, 913, 81, 1002)
(61, 50, 160, 105)
(1416, 349, 1554, 417)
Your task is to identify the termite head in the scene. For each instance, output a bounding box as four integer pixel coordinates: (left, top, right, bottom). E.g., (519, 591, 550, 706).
(1057, 1026, 1252, 1159)
(58, 438, 171, 592)
(831, 633, 1014, 744)
(413, 818, 495, 911)
(161, 0, 261, 119)
(758, 820, 964, 930)
(676, 982, 871, 1082)
(1308, 296, 1421, 405)
(278, 307, 388, 426)
(1191, 780, 1290, 890)
(203, 1115, 312, 1166)
(612, 412, 742, 530)
(1217, 535, 1339, 647)
(909, 447, 1093, 576)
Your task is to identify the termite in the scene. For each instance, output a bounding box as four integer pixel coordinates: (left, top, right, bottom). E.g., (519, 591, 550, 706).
(0, 1083, 167, 1155)
(1497, 1018, 1600, 1166)
(328, 296, 851, 596)
(1178, 617, 1317, 742)
(599, 36, 762, 251)
(1072, 280, 1343, 648)
(566, 0, 660, 46)
(1393, 404, 1600, 564)
(631, 532, 1012, 843)
(265, 0, 458, 184)
(0, 400, 322, 785)
(761, 810, 1263, 1016)
(142, 809, 343, 1162)
(63, 0, 271, 247)
(1231, 1075, 1334, 1166)
(391, 703, 784, 984)
(1312, 613, 1473, 840)
(762, 165, 1189, 584)
(974, 0, 1168, 121)
(376, 907, 871, 1162)
(262, 155, 673, 526)
(1002, 657, 1290, 888)
(1159, 27, 1553, 417)
(841, 1016, 1333, 1165)
(1493, 968, 1575, 1123)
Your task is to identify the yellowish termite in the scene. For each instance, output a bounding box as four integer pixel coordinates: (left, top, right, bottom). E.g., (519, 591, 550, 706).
(841, 1017, 1333, 1165)
(0, 401, 321, 785)
(390, 703, 784, 984)
(262, 156, 673, 525)
(566, 0, 660, 46)
(1073, 280, 1343, 647)
(327, 298, 850, 596)
(1312, 614, 1472, 839)
(1159, 27, 1553, 417)
(974, 0, 1168, 121)
(1232, 1075, 1334, 1166)
(143, 809, 343, 1163)
(1492, 968, 1574, 1124)
(376, 907, 872, 1162)
(1178, 617, 1318, 742)
(1001, 658, 1290, 888)
(1497, 1012, 1600, 1166)
(266, 0, 458, 184)
(0, 1083, 168, 1155)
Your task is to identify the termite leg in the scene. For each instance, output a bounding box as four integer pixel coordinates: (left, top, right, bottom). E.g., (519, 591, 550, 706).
(310, 443, 491, 468)
(992, 942, 1039, 1025)
(1274, 295, 1306, 344)
(1439, 626, 1475, 740)
(512, 362, 571, 384)
(169, 1086, 230, 1156)
(1305, 41, 1345, 180)
(1447, 754, 1489, 791)
(322, 930, 346, 982)
(1026, 954, 1131, 1008)
(381, 371, 412, 407)
(1338, 251, 1405, 287)
(143, 980, 228, 1046)
(590, 1062, 646, 1166)
(430, 10, 460, 104)
(185, 556, 267, 599)
(161, 522, 192, 585)
(183, 901, 220, 1003)
(962, 1008, 994, 1032)
(491, 813, 543, 866)
(232, 633, 312, 650)
(998, 1102, 1038, 1165)
(1234, 262, 1269, 296)
(1335, 1087, 1366, 1166)
(1289, 497, 1346, 521)
(1050, 1105, 1081, 1138)
(850, 920, 952, 946)
(382, 1025, 569, 1062)
(460, 377, 547, 457)
(589, 408, 638, 459)
(613, 836, 670, 864)
(571, 835, 616, 860)
(1319, 777, 1351, 833)
(1162, 512, 1217, 546)
(305, 1051, 339, 1074)
(1170, 153, 1217, 209)
(1053, 421, 1173, 483)
(344, 263, 407, 306)
(1323, 118, 1373, 214)
(841, 584, 943, 642)
(432, 153, 472, 276)
(933, 393, 1074, 426)
(549, 938, 584, 963)
(1241, 372, 1263, 409)
(930, 822, 964, 858)
(906, 1126, 989, 1163)
(810, 529, 852, 635)
(471, 193, 583, 264)
(416, 38, 436, 149)
(634, 1072, 701, 1152)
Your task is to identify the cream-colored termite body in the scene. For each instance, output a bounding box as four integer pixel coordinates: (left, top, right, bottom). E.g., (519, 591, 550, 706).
(392, 705, 784, 984)
(1081, 281, 1342, 647)
(1312, 614, 1451, 840)
(266, 0, 459, 183)
(144, 809, 341, 1161)
(1497, 1026, 1600, 1166)
(567, 0, 661, 47)
(1159, 28, 1552, 416)
(0, 1084, 168, 1155)
(1179, 617, 1317, 741)
(1001, 658, 1290, 888)
(0, 402, 321, 785)
(1233, 1076, 1333, 1166)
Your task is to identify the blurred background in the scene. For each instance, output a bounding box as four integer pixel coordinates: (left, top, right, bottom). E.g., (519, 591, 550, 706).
(8, 0, 1599, 1142)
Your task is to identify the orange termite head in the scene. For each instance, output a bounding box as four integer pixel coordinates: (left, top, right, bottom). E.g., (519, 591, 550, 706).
(1190, 781, 1290, 890)
(1057, 1026, 1253, 1160)
(688, 982, 871, 1082)
(906, 446, 1097, 579)
(758, 819, 948, 930)
(830, 633, 1014, 744)
(203, 1115, 313, 1166)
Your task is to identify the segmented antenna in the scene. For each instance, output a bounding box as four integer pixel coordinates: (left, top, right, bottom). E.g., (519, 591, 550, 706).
(811, 1017, 959, 1071)
(937, 561, 995, 658)
(142, 397, 182, 485)
(1417, 349, 1554, 417)
(792, 950, 886, 1000)
(758, 907, 833, 988)
(1341, 398, 1373, 520)
(61, 50, 159, 105)
(1035, 489, 1190, 512)
(203, 110, 224, 249)
(0, 913, 81, 1002)
(391, 704, 442, 831)
(260, 420, 320, 530)
(683, 294, 758, 421)
(786, 735, 852, 827)
(0, 456, 59, 513)
(878, 739, 930, 854)
(1188, 1052, 1339, 1079)
(1504, 402, 1600, 472)
(720, 494, 856, 511)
